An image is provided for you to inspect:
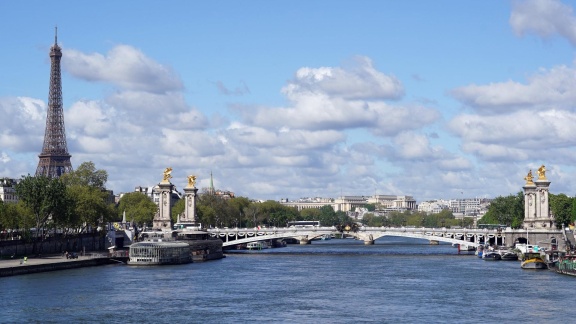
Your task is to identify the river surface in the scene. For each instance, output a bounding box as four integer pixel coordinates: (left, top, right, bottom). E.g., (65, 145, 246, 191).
(2, 237, 575, 323)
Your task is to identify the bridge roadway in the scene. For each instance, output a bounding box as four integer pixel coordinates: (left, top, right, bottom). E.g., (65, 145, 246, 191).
(205, 226, 505, 248)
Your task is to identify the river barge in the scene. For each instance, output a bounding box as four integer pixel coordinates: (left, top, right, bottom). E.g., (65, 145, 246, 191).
(128, 241, 191, 265)
(551, 253, 576, 277)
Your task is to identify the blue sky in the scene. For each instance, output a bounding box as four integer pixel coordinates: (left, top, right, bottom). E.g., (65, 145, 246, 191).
(2, 0, 576, 202)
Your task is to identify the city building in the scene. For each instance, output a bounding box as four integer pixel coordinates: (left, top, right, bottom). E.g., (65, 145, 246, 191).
(0, 178, 18, 204)
(280, 195, 417, 213)
(417, 200, 450, 214)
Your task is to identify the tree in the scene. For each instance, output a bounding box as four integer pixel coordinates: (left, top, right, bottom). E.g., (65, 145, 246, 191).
(571, 198, 576, 226)
(550, 193, 573, 229)
(362, 213, 383, 226)
(60, 161, 108, 189)
(318, 205, 339, 226)
(172, 198, 185, 224)
(15, 175, 69, 254)
(117, 192, 157, 227)
(67, 185, 114, 233)
(196, 194, 234, 228)
(479, 192, 524, 228)
(365, 203, 376, 212)
(228, 197, 251, 227)
(335, 211, 352, 225)
(301, 208, 321, 221)
(60, 161, 114, 234)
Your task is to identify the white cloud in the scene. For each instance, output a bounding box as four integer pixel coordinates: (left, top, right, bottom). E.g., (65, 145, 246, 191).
(451, 64, 576, 112)
(245, 58, 439, 135)
(448, 102, 576, 163)
(510, 0, 576, 46)
(0, 152, 11, 164)
(283, 56, 404, 101)
(64, 45, 183, 93)
(0, 97, 45, 152)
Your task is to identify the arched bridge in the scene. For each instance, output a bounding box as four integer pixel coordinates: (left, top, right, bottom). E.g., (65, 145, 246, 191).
(205, 226, 508, 248)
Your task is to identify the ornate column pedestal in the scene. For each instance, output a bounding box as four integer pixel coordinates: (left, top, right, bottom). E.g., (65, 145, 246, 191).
(153, 180, 174, 230)
(523, 165, 553, 229)
(179, 186, 199, 226)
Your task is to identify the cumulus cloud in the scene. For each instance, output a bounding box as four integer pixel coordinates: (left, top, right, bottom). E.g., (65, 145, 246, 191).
(451, 64, 576, 113)
(449, 109, 576, 162)
(244, 57, 439, 136)
(0, 97, 45, 152)
(64, 45, 183, 93)
(0, 152, 11, 164)
(282, 56, 404, 101)
(510, 0, 576, 46)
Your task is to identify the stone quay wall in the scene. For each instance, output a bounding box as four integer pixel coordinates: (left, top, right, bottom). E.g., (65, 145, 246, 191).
(0, 257, 115, 278)
(0, 234, 108, 258)
(504, 229, 566, 251)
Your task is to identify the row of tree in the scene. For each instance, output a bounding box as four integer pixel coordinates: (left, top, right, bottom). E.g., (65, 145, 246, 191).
(118, 192, 352, 229)
(361, 209, 475, 228)
(0, 162, 115, 254)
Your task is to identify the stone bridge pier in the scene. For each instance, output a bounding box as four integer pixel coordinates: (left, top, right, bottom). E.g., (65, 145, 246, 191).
(349, 233, 374, 245)
(296, 236, 311, 245)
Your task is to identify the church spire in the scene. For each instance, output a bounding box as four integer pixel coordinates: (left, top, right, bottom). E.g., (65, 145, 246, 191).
(209, 171, 215, 195)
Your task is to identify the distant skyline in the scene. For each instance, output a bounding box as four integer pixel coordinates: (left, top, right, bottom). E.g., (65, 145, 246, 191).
(2, 1, 576, 201)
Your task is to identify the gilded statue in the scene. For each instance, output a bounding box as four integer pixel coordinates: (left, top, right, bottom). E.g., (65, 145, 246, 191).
(162, 167, 173, 182)
(537, 165, 546, 180)
(524, 170, 534, 185)
(187, 175, 197, 188)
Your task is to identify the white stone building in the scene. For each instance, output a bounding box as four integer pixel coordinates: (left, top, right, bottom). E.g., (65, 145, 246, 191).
(0, 178, 18, 204)
(281, 195, 417, 213)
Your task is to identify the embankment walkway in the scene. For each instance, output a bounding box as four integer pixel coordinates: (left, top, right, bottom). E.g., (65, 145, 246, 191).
(0, 254, 126, 278)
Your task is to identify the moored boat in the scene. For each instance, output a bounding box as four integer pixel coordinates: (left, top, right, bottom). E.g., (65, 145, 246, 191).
(553, 253, 576, 276)
(521, 252, 548, 269)
(499, 250, 519, 261)
(476, 245, 484, 258)
(483, 251, 501, 261)
(247, 241, 269, 250)
(128, 241, 192, 265)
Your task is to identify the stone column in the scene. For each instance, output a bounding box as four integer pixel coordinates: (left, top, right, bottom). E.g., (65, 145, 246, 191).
(523, 166, 553, 229)
(153, 181, 174, 230)
(180, 186, 199, 225)
(534, 178, 552, 228)
(523, 183, 537, 228)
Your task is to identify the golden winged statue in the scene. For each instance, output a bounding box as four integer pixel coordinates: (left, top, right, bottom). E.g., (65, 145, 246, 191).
(524, 170, 534, 185)
(162, 167, 173, 182)
(187, 175, 197, 188)
(537, 165, 546, 180)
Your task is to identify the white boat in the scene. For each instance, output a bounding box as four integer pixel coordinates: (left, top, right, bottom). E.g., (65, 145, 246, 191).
(247, 241, 269, 250)
(499, 250, 518, 261)
(483, 251, 502, 261)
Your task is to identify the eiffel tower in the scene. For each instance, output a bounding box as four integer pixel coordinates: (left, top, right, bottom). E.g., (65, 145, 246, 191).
(35, 28, 73, 178)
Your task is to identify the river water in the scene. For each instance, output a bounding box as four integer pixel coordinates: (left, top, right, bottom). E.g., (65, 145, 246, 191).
(2, 237, 575, 323)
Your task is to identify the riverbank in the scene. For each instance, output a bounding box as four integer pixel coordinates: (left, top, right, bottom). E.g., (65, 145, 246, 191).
(0, 254, 126, 277)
